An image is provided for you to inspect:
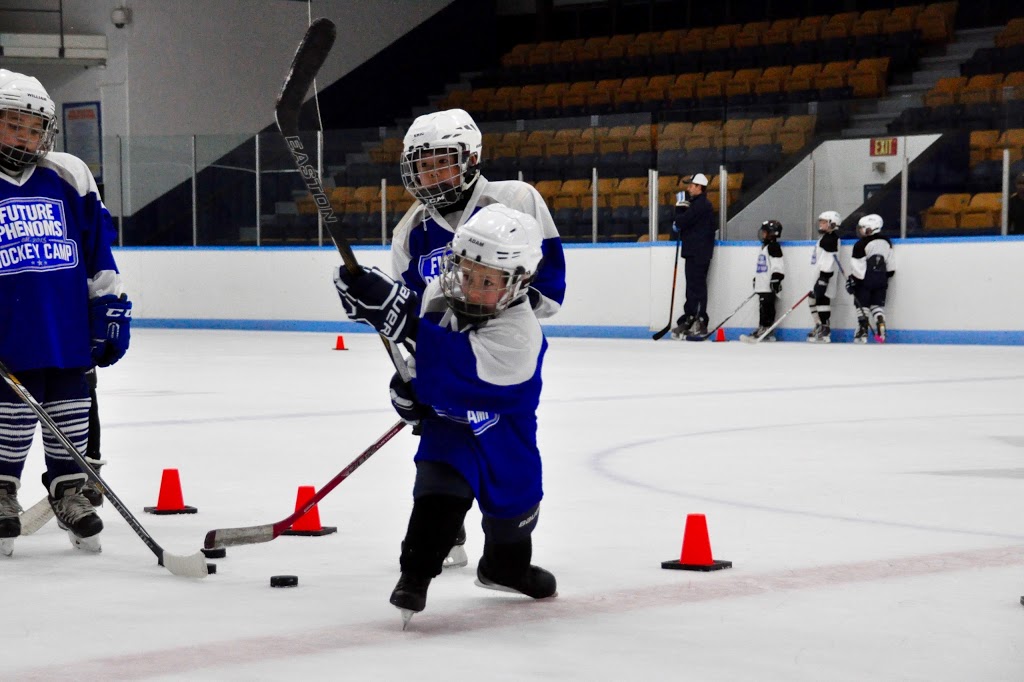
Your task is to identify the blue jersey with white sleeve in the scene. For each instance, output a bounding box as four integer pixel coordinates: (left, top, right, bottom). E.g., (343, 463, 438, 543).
(391, 176, 566, 319)
(411, 280, 547, 519)
(0, 152, 122, 372)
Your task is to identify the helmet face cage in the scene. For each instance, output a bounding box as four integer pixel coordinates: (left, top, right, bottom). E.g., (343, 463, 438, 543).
(400, 144, 479, 208)
(0, 105, 56, 174)
(439, 252, 528, 320)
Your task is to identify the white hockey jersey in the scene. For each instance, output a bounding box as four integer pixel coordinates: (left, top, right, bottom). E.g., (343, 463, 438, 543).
(753, 241, 785, 293)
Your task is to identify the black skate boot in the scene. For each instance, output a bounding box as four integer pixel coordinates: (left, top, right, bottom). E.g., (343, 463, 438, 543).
(809, 322, 831, 344)
(693, 317, 709, 337)
(854, 318, 870, 344)
(81, 458, 106, 507)
(0, 476, 22, 555)
(475, 538, 557, 600)
(670, 314, 696, 340)
(390, 572, 432, 614)
(443, 523, 468, 569)
(47, 474, 103, 547)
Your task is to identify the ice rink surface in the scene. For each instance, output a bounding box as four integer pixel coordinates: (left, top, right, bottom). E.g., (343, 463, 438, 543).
(5, 329, 1024, 681)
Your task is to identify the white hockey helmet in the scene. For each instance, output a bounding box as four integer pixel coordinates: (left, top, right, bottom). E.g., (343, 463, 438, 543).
(0, 69, 57, 173)
(817, 210, 841, 232)
(440, 204, 543, 319)
(400, 108, 482, 208)
(858, 213, 883, 236)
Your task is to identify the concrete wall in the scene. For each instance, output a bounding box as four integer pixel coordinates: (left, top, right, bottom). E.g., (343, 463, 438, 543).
(116, 237, 1024, 345)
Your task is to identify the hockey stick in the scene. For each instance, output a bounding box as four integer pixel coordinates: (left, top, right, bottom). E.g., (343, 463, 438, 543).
(744, 291, 812, 344)
(18, 495, 54, 535)
(275, 18, 411, 381)
(684, 291, 757, 341)
(204, 419, 406, 549)
(652, 232, 683, 340)
(0, 361, 211, 578)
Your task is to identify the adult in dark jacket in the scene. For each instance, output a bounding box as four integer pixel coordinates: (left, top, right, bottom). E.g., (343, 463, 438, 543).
(670, 173, 716, 338)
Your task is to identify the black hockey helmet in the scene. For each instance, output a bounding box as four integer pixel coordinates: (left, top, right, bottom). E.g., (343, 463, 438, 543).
(759, 219, 782, 242)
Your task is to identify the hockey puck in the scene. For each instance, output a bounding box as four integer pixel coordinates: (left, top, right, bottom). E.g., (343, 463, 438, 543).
(270, 575, 298, 588)
(207, 563, 217, 575)
(202, 547, 227, 559)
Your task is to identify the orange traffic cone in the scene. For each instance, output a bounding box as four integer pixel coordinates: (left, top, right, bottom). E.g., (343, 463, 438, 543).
(144, 468, 198, 515)
(661, 513, 732, 571)
(281, 485, 338, 536)
(333, 334, 347, 350)
(714, 328, 726, 342)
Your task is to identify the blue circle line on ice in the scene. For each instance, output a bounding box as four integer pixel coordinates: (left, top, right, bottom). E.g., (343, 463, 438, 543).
(101, 374, 1024, 429)
(591, 411, 1024, 542)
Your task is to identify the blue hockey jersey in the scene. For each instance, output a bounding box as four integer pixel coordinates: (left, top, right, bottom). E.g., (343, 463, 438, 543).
(0, 153, 121, 372)
(390, 177, 566, 319)
(412, 280, 547, 519)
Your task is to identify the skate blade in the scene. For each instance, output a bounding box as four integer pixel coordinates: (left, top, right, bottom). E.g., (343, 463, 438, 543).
(69, 531, 101, 553)
(442, 544, 468, 569)
(398, 608, 416, 630)
(0, 537, 13, 557)
(474, 577, 558, 600)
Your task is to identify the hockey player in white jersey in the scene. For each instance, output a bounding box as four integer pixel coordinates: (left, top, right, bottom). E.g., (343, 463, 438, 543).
(0, 70, 131, 556)
(741, 220, 785, 342)
(333, 204, 557, 628)
(390, 108, 566, 569)
(846, 214, 895, 342)
(808, 210, 841, 343)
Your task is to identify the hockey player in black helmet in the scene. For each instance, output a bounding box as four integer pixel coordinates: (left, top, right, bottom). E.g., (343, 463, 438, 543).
(740, 220, 786, 342)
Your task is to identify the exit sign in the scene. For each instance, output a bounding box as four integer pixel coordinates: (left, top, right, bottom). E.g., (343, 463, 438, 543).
(870, 138, 898, 156)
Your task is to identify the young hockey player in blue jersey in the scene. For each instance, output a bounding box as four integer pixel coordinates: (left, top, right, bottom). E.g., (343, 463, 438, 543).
(0, 70, 131, 556)
(846, 214, 895, 343)
(808, 210, 841, 343)
(740, 220, 785, 342)
(334, 204, 556, 628)
(390, 108, 566, 569)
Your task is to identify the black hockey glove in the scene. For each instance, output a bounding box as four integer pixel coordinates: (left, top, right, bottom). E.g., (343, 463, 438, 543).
(389, 372, 435, 429)
(845, 274, 857, 294)
(333, 265, 418, 344)
(770, 275, 783, 294)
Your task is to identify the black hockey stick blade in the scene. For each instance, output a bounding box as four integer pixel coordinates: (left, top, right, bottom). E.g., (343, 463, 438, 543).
(275, 18, 336, 135)
(0, 360, 210, 578)
(652, 325, 672, 341)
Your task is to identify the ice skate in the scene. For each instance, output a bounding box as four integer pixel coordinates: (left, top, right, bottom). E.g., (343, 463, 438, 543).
(806, 323, 820, 341)
(442, 523, 468, 569)
(0, 476, 22, 554)
(475, 558, 557, 599)
(81, 457, 107, 507)
(390, 572, 431, 629)
(854, 319, 870, 344)
(670, 315, 696, 340)
(48, 474, 103, 542)
(740, 326, 775, 343)
(68, 530, 101, 553)
(807, 324, 831, 344)
(876, 316, 887, 343)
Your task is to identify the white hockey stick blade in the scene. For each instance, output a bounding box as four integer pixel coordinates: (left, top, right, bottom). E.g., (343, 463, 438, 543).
(205, 524, 275, 549)
(19, 495, 54, 535)
(161, 549, 213, 579)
